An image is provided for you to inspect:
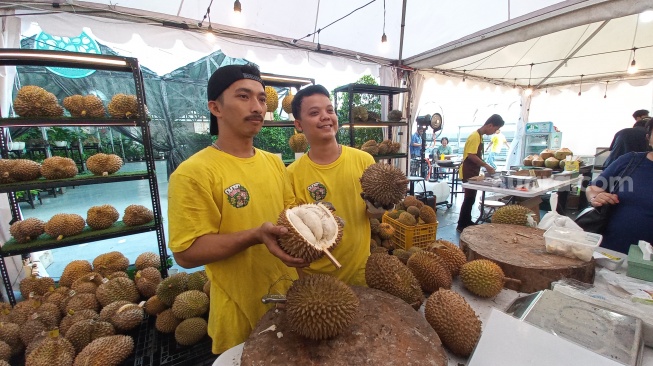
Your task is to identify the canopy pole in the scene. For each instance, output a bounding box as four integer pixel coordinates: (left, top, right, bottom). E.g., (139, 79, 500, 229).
(397, 0, 407, 65)
(536, 20, 609, 87)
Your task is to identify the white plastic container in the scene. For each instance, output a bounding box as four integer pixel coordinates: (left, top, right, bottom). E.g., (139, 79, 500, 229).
(544, 226, 602, 262)
(594, 249, 625, 271)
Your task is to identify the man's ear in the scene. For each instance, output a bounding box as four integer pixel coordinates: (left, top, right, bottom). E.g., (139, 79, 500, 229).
(209, 100, 222, 119)
(294, 120, 303, 132)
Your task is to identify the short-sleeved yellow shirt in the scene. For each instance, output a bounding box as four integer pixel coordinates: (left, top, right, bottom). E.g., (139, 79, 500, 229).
(459, 130, 483, 179)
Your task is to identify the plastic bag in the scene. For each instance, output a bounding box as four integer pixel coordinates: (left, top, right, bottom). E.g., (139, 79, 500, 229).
(537, 192, 583, 231)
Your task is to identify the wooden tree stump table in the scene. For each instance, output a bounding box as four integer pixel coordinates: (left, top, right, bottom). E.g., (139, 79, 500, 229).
(460, 224, 595, 293)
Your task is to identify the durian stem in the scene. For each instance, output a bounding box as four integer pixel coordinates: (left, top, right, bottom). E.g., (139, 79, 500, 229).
(296, 268, 306, 279)
(323, 249, 342, 269)
(504, 277, 521, 286)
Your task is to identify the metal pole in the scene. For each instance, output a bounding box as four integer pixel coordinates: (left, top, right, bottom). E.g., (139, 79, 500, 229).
(398, 0, 408, 66)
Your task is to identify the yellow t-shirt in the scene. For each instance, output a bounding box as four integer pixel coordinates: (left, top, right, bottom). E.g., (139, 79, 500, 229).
(168, 147, 296, 354)
(459, 130, 482, 179)
(286, 146, 375, 286)
(490, 133, 506, 153)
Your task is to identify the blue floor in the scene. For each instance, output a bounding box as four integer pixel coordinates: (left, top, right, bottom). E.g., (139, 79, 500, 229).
(16, 163, 476, 284)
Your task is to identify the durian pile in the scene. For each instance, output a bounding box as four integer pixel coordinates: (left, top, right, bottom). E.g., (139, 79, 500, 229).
(0, 153, 123, 184)
(8, 204, 154, 243)
(385, 195, 438, 228)
(359, 139, 401, 156)
(365, 240, 509, 357)
(523, 147, 574, 169)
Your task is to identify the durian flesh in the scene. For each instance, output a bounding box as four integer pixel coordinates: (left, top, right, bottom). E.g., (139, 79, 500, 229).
(278, 203, 343, 262)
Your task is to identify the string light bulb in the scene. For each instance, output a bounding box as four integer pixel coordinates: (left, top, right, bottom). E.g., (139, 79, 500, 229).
(234, 0, 241, 13)
(381, 33, 387, 43)
(628, 48, 638, 74)
(381, 0, 387, 44)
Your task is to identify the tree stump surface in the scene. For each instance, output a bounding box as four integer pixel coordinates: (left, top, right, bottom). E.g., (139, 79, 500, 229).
(460, 224, 595, 293)
(241, 286, 447, 366)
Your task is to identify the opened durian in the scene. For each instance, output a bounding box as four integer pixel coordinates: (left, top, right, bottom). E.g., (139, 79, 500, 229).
(9, 217, 45, 243)
(63, 94, 106, 118)
(85, 153, 123, 176)
(108, 94, 140, 119)
(0, 159, 41, 183)
(285, 274, 359, 340)
(13, 85, 64, 118)
(265, 86, 279, 113)
(491, 205, 534, 226)
(360, 163, 408, 209)
(41, 156, 78, 179)
(288, 131, 309, 153)
(86, 204, 119, 230)
(277, 203, 343, 263)
(459, 259, 506, 298)
(352, 106, 368, 122)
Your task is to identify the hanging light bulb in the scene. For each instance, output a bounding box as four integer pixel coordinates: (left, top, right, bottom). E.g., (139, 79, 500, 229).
(524, 86, 533, 96)
(234, 0, 242, 13)
(381, 33, 387, 43)
(462, 70, 466, 82)
(628, 48, 638, 74)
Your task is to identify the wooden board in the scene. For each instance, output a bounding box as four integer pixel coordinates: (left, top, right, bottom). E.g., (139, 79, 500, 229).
(241, 286, 447, 366)
(460, 224, 595, 293)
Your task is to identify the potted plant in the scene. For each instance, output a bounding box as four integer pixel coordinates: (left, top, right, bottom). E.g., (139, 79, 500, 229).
(47, 127, 73, 147)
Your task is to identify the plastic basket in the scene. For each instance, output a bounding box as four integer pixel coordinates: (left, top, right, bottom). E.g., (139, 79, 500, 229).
(382, 214, 437, 250)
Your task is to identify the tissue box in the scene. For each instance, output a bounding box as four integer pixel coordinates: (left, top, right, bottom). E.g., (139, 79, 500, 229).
(627, 245, 653, 282)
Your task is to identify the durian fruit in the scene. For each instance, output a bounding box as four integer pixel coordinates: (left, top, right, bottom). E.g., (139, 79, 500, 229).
(13, 85, 64, 118)
(371, 246, 388, 254)
(107, 94, 139, 119)
(419, 206, 437, 224)
(95, 277, 140, 307)
(109, 303, 144, 332)
(367, 111, 381, 123)
(107, 271, 128, 279)
(389, 141, 402, 154)
(360, 140, 379, 155)
(392, 248, 412, 264)
(377, 139, 391, 155)
(71, 272, 104, 294)
(0, 341, 9, 362)
(65, 319, 115, 353)
(276, 202, 343, 263)
(175, 317, 208, 346)
(352, 106, 368, 122)
(85, 153, 123, 176)
(554, 147, 573, 160)
(25, 331, 75, 366)
(427, 240, 467, 277)
(135, 252, 160, 270)
(288, 131, 309, 153)
(44, 213, 85, 240)
(0, 322, 22, 356)
(33, 302, 62, 328)
(0, 159, 41, 183)
(19, 274, 54, 298)
(203, 280, 211, 297)
(387, 110, 403, 121)
(407, 205, 421, 218)
(62, 292, 100, 314)
(265, 86, 279, 113)
(144, 295, 168, 316)
(63, 94, 106, 118)
(73, 335, 134, 366)
(544, 157, 560, 169)
(360, 163, 408, 209)
(122, 204, 154, 226)
(282, 90, 294, 114)
(386, 209, 401, 220)
(155, 272, 189, 306)
(92, 251, 129, 277)
(99, 300, 131, 322)
(172, 290, 209, 319)
(9, 218, 45, 243)
(365, 253, 424, 310)
(397, 211, 417, 226)
(285, 274, 359, 340)
(155, 308, 182, 333)
(377, 223, 395, 240)
(369, 218, 381, 234)
(187, 270, 209, 291)
(86, 204, 119, 230)
(424, 289, 482, 357)
(491, 205, 534, 226)
(459, 259, 506, 298)
(59, 260, 93, 287)
(134, 267, 162, 298)
(403, 195, 422, 208)
(406, 251, 452, 293)
(40, 156, 78, 179)
(19, 318, 48, 346)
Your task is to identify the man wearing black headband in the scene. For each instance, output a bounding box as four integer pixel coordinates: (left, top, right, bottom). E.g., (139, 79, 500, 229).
(168, 64, 306, 355)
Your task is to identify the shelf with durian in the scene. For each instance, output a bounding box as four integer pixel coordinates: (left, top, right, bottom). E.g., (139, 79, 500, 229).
(0, 171, 149, 193)
(0, 220, 157, 257)
(339, 121, 408, 128)
(263, 120, 296, 127)
(0, 117, 148, 128)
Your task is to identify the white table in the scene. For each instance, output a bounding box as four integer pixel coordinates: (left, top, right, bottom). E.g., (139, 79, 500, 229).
(462, 177, 582, 223)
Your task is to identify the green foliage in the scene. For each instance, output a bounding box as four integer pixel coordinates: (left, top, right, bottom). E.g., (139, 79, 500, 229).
(254, 127, 294, 160)
(47, 127, 75, 141)
(333, 74, 384, 148)
(13, 127, 45, 142)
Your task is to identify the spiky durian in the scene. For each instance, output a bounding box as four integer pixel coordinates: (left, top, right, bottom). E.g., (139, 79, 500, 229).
(491, 205, 534, 226)
(288, 132, 309, 153)
(0, 159, 41, 183)
(44, 213, 85, 239)
(122, 204, 154, 226)
(135, 252, 160, 270)
(387, 110, 403, 122)
(282, 90, 294, 114)
(40, 156, 78, 179)
(86, 204, 119, 230)
(360, 163, 408, 209)
(72, 335, 134, 366)
(63, 94, 106, 118)
(265, 86, 279, 112)
(285, 274, 359, 340)
(352, 106, 368, 122)
(427, 240, 467, 277)
(172, 290, 209, 319)
(175, 318, 208, 346)
(407, 251, 452, 292)
(9, 218, 45, 243)
(85, 153, 123, 176)
(13, 85, 64, 118)
(92, 251, 129, 277)
(276, 202, 343, 263)
(107, 94, 140, 119)
(459, 259, 506, 298)
(365, 253, 424, 309)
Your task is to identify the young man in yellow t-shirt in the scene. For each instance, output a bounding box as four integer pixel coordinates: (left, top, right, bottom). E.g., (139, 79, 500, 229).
(485, 129, 510, 169)
(457, 114, 504, 233)
(167, 64, 307, 355)
(286, 85, 376, 286)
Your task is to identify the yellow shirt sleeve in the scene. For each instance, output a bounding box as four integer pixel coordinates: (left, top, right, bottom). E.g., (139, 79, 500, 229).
(463, 131, 481, 159)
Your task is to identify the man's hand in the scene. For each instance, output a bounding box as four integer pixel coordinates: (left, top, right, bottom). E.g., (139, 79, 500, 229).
(485, 166, 496, 175)
(590, 192, 619, 207)
(365, 200, 388, 219)
(257, 222, 309, 268)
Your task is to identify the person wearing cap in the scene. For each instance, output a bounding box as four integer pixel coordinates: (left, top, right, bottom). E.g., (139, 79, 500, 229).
(167, 64, 307, 355)
(603, 110, 651, 168)
(286, 84, 377, 286)
(457, 114, 504, 233)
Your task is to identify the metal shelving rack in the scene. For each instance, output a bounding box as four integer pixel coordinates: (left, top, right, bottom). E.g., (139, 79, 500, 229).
(332, 83, 410, 171)
(0, 49, 169, 305)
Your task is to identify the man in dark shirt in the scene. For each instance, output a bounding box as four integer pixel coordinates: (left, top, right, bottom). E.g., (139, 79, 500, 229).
(603, 109, 650, 168)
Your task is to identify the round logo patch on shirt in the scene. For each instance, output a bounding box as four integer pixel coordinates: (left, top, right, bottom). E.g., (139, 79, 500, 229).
(225, 184, 250, 208)
(307, 182, 327, 201)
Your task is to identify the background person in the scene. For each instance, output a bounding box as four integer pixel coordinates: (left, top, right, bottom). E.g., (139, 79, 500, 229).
(484, 129, 510, 169)
(167, 64, 306, 355)
(457, 115, 504, 233)
(603, 110, 650, 168)
(410, 126, 425, 159)
(586, 118, 653, 254)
